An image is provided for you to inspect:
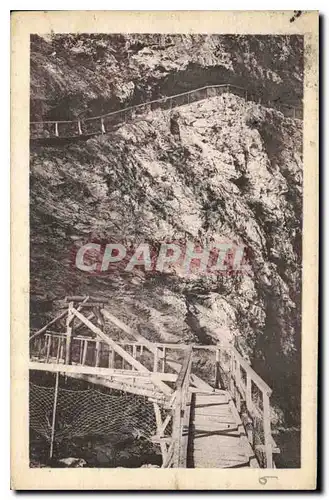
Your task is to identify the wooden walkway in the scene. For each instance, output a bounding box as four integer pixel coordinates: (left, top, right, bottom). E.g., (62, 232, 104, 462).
(30, 83, 303, 142)
(29, 295, 278, 468)
(189, 390, 258, 468)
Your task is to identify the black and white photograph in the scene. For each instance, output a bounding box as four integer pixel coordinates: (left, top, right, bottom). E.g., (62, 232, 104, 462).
(10, 10, 318, 490)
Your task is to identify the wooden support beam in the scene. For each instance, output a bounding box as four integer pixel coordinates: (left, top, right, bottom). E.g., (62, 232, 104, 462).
(45, 335, 51, 363)
(72, 309, 172, 396)
(101, 309, 156, 353)
(175, 347, 192, 390)
(101, 308, 213, 391)
(153, 348, 159, 372)
(151, 436, 172, 444)
(65, 301, 74, 365)
(263, 393, 273, 468)
(109, 348, 115, 368)
(73, 309, 147, 372)
(71, 312, 94, 332)
(215, 348, 220, 388)
(234, 359, 241, 412)
(246, 374, 252, 414)
(153, 403, 168, 464)
(30, 311, 67, 341)
(79, 339, 84, 365)
(162, 347, 166, 372)
(158, 413, 172, 436)
(93, 307, 105, 328)
(82, 340, 88, 365)
(162, 440, 175, 468)
(30, 296, 90, 343)
(178, 391, 192, 468)
(29, 360, 176, 382)
(95, 341, 100, 367)
(66, 372, 166, 402)
(65, 295, 109, 303)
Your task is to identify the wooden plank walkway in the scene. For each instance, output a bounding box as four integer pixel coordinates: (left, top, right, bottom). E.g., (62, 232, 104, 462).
(30, 299, 278, 468)
(188, 390, 259, 468)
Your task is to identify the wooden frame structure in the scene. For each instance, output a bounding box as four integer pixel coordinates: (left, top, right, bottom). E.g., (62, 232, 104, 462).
(29, 295, 279, 468)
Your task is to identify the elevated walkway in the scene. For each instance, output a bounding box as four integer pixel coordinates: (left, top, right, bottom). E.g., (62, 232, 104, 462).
(189, 390, 258, 468)
(30, 83, 302, 143)
(29, 295, 279, 468)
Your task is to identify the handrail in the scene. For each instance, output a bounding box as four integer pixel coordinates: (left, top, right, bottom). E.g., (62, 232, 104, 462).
(30, 83, 303, 140)
(219, 345, 276, 468)
(230, 347, 272, 396)
(164, 346, 192, 468)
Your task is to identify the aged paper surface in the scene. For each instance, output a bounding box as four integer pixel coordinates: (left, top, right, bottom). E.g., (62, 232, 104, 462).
(11, 10, 318, 490)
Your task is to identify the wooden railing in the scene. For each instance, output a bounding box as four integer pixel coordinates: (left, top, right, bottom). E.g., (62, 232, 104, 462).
(215, 345, 278, 468)
(30, 323, 278, 468)
(161, 346, 193, 468)
(30, 83, 303, 141)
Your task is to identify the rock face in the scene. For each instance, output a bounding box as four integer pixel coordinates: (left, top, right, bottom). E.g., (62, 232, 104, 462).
(30, 34, 303, 121)
(30, 35, 302, 430)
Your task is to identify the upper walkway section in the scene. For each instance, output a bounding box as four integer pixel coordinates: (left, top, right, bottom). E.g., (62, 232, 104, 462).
(30, 84, 303, 142)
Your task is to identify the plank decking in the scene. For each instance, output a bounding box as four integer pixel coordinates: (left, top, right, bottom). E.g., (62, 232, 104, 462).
(188, 390, 258, 468)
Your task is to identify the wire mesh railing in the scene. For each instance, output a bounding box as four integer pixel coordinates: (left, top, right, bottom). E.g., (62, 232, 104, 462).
(29, 379, 159, 466)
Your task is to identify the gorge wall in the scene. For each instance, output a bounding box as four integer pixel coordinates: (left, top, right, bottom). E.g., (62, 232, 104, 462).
(30, 34, 303, 438)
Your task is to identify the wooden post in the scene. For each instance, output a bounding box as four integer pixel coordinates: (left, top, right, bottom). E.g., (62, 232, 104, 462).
(162, 347, 166, 373)
(65, 301, 74, 365)
(132, 344, 137, 359)
(153, 348, 159, 372)
(244, 413, 254, 445)
(153, 403, 167, 465)
(56, 336, 62, 363)
(121, 344, 125, 369)
(108, 348, 115, 368)
(246, 373, 252, 414)
(46, 335, 51, 363)
(78, 120, 82, 135)
(229, 352, 235, 397)
(59, 338, 64, 363)
(215, 348, 220, 388)
(49, 371, 59, 459)
(101, 117, 105, 133)
(172, 389, 182, 467)
(235, 360, 241, 412)
(82, 340, 88, 365)
(263, 392, 273, 468)
(140, 345, 144, 356)
(37, 337, 42, 356)
(95, 341, 100, 367)
(54, 122, 59, 137)
(79, 339, 84, 364)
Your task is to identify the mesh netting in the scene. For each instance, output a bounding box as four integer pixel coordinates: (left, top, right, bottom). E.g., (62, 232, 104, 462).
(29, 382, 157, 445)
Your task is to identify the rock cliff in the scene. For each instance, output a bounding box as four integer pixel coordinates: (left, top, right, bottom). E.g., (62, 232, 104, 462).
(30, 34, 303, 436)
